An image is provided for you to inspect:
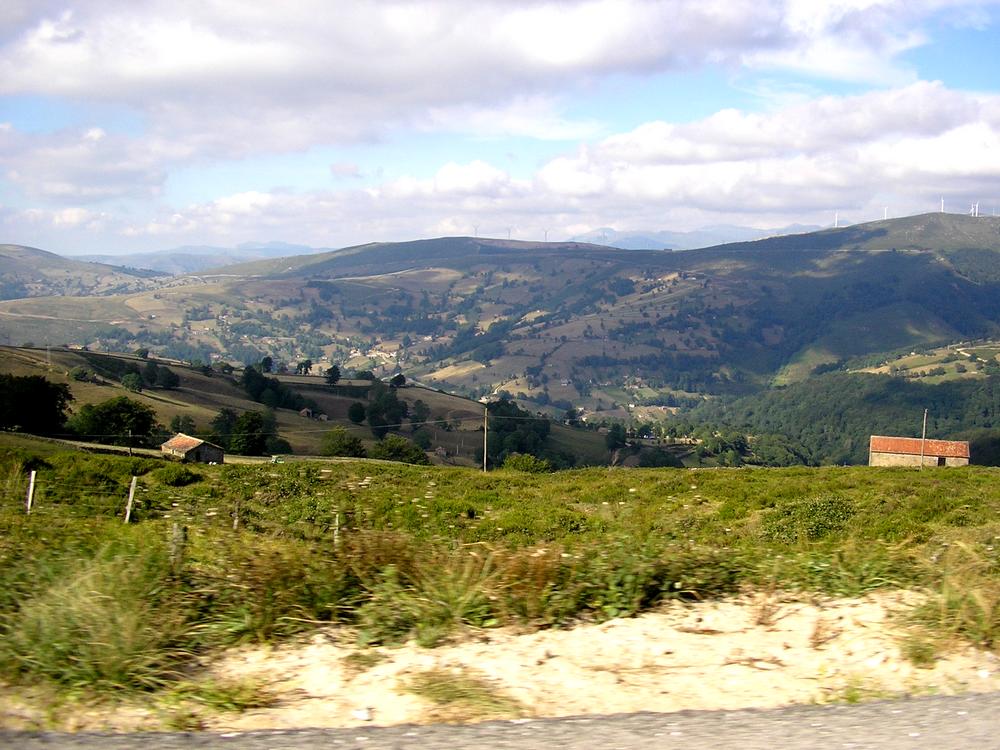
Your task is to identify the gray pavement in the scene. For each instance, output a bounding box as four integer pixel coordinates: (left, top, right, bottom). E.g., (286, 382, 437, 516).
(4, 692, 1000, 749)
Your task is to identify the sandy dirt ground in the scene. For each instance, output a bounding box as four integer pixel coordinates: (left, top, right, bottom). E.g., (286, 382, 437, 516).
(3, 591, 999, 731)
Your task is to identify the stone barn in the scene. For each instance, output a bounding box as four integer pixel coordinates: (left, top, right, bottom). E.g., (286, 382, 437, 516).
(868, 435, 970, 467)
(161, 433, 225, 464)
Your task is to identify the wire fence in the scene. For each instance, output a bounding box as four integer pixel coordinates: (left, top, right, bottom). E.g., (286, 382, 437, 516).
(1, 463, 425, 543)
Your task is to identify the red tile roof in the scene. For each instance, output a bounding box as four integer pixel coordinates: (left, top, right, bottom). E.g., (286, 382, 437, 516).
(161, 433, 205, 453)
(869, 435, 970, 458)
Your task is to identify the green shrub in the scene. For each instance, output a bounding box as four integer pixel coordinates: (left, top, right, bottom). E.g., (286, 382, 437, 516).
(154, 463, 201, 487)
(760, 494, 856, 544)
(502, 453, 552, 473)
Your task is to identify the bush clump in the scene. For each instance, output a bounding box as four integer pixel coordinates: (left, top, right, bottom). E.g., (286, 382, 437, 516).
(154, 463, 202, 487)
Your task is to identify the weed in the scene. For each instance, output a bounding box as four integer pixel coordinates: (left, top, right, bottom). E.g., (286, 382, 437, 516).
(901, 633, 939, 667)
(0, 536, 189, 691)
(405, 667, 525, 722)
(750, 591, 782, 628)
(808, 616, 840, 649)
(912, 542, 1000, 649)
(356, 551, 498, 647)
(342, 650, 387, 673)
(164, 678, 274, 712)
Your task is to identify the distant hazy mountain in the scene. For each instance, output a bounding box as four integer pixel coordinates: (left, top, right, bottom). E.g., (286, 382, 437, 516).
(75, 241, 334, 275)
(570, 223, 822, 250)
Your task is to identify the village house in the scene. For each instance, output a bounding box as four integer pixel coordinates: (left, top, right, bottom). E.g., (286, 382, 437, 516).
(161, 433, 225, 464)
(868, 435, 970, 467)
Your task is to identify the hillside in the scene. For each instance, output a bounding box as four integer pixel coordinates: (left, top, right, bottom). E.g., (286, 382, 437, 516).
(0, 346, 611, 466)
(2, 214, 1000, 416)
(0, 244, 164, 300)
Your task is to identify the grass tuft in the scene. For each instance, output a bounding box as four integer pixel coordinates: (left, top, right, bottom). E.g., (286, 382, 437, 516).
(405, 667, 525, 723)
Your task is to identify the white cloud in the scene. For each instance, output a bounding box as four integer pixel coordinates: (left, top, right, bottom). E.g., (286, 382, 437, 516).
(3, 2, 1000, 250)
(0, 124, 168, 202)
(63, 81, 995, 248)
(0, 0, 988, 161)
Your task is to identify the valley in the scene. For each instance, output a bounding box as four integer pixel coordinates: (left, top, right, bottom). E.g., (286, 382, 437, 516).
(3, 213, 1000, 468)
(3, 214, 1000, 421)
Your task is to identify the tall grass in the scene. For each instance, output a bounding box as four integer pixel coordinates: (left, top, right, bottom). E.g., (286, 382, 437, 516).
(1, 443, 999, 697)
(913, 541, 1000, 649)
(0, 530, 188, 690)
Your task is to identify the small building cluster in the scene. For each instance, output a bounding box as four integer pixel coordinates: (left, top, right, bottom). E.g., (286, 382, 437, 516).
(868, 435, 970, 467)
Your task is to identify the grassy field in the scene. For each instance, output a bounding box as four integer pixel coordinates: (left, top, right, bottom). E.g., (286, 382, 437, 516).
(852, 340, 1000, 383)
(1, 438, 998, 707)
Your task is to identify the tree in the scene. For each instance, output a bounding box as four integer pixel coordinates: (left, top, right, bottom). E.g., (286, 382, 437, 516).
(209, 408, 239, 449)
(260, 355, 273, 373)
(410, 399, 431, 429)
(366, 381, 408, 438)
(155, 366, 180, 389)
(605, 423, 627, 452)
(121, 373, 143, 392)
(142, 361, 160, 385)
(170, 414, 197, 435)
(354, 369, 376, 381)
(368, 434, 430, 464)
(348, 402, 366, 424)
(67, 396, 157, 446)
(324, 365, 341, 385)
(477, 399, 551, 468)
(0, 374, 73, 435)
(296, 359, 313, 375)
(320, 426, 367, 457)
(69, 366, 94, 382)
(229, 411, 267, 456)
(390, 372, 406, 387)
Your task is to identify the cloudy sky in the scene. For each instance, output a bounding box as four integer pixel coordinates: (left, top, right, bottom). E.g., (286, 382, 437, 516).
(1, 0, 999, 253)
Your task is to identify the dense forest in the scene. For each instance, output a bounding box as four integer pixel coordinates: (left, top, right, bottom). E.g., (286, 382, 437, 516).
(692, 373, 1000, 465)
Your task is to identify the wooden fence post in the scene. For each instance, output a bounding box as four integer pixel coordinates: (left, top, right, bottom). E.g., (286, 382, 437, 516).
(26, 470, 36, 514)
(124, 476, 137, 523)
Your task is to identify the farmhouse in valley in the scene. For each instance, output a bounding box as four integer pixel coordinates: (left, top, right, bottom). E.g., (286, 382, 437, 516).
(868, 435, 970, 467)
(161, 433, 225, 464)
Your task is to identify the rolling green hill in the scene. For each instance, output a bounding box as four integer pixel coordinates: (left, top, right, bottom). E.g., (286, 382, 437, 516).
(2, 214, 1000, 417)
(0, 244, 164, 300)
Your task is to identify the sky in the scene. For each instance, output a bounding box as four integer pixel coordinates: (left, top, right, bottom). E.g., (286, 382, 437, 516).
(1, 0, 1000, 254)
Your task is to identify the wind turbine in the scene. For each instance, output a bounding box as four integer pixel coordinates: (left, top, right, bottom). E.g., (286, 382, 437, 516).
(883, 207, 888, 221)
(506, 226, 513, 240)
(834, 211, 839, 229)
(941, 197, 945, 213)
(472, 224, 479, 238)
(543, 228, 549, 242)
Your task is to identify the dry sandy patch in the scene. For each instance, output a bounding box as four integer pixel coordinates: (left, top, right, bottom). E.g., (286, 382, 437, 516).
(3, 591, 998, 732)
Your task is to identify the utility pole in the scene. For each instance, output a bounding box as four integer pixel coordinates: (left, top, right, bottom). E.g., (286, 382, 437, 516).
(483, 405, 488, 472)
(919, 408, 928, 469)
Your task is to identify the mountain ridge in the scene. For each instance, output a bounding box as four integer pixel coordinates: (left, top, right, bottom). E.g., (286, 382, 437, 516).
(2, 213, 1000, 413)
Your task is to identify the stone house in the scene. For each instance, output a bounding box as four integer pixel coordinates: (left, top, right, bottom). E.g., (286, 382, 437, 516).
(161, 433, 225, 464)
(868, 435, 970, 467)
